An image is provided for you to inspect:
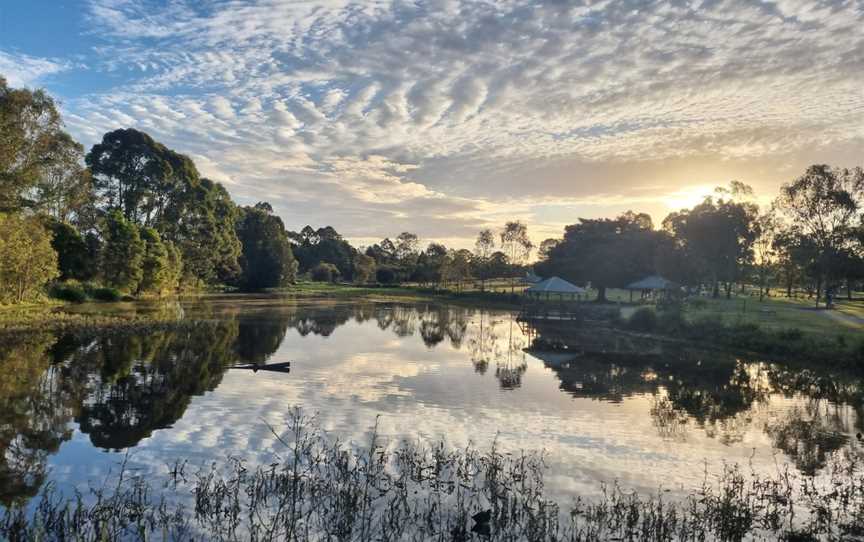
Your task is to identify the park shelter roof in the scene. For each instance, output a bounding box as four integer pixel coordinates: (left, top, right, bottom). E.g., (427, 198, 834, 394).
(523, 270, 543, 284)
(626, 275, 679, 291)
(525, 350, 580, 367)
(525, 276, 586, 294)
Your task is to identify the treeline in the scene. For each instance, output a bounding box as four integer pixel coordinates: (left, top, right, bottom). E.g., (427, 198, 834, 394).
(0, 76, 532, 304)
(1, 75, 290, 302)
(537, 174, 864, 304)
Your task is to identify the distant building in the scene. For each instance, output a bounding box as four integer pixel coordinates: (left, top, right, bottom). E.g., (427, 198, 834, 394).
(625, 275, 680, 301)
(525, 276, 586, 300)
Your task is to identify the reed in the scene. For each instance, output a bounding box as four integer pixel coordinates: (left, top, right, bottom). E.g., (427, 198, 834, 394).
(2, 409, 863, 541)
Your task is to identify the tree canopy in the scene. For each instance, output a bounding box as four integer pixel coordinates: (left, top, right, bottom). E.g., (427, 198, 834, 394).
(235, 203, 298, 290)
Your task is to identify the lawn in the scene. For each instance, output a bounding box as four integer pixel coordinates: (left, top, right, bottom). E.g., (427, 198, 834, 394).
(681, 292, 864, 339)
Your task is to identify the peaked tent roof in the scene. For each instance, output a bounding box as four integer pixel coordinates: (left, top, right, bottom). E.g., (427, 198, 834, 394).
(626, 275, 679, 290)
(525, 349, 580, 367)
(525, 276, 586, 294)
(523, 270, 543, 284)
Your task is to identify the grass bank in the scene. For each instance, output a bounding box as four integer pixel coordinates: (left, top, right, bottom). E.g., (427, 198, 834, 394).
(279, 280, 524, 309)
(3, 410, 862, 541)
(620, 302, 864, 369)
(0, 301, 183, 338)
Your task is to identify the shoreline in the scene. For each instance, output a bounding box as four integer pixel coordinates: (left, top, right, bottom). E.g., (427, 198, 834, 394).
(4, 286, 863, 370)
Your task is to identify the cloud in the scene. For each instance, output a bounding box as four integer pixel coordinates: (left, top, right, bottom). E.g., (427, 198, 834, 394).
(39, 0, 864, 245)
(0, 51, 72, 88)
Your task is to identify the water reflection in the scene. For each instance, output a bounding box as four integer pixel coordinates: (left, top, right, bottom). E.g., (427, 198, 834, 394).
(0, 335, 72, 507)
(1, 298, 863, 507)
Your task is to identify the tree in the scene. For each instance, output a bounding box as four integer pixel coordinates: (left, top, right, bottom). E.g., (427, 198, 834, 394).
(663, 192, 757, 298)
(414, 242, 447, 287)
(488, 251, 510, 283)
(538, 212, 661, 302)
(88, 129, 242, 286)
(474, 229, 495, 291)
(367, 237, 399, 267)
(311, 262, 340, 283)
(537, 238, 560, 261)
(752, 209, 779, 300)
(0, 77, 71, 212)
(0, 213, 59, 303)
(235, 203, 298, 290)
(774, 165, 863, 304)
(86, 129, 183, 226)
(291, 226, 357, 281)
(395, 232, 420, 275)
(376, 266, 399, 284)
(30, 132, 94, 223)
(161, 177, 242, 285)
(138, 227, 181, 296)
(395, 232, 419, 259)
(773, 228, 817, 298)
(165, 240, 183, 294)
(353, 253, 376, 284)
(380, 238, 397, 262)
(499, 221, 533, 293)
(100, 210, 145, 293)
(441, 249, 473, 291)
(46, 218, 96, 281)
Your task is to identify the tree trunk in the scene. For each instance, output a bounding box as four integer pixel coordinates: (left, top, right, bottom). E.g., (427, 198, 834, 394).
(725, 282, 732, 300)
(596, 286, 607, 303)
(815, 276, 822, 307)
(712, 280, 720, 299)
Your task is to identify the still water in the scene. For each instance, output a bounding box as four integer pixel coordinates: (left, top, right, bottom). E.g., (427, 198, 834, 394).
(1, 295, 862, 507)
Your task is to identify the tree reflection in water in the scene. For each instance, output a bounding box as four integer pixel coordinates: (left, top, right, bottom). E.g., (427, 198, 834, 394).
(2, 301, 864, 508)
(0, 335, 73, 507)
(765, 403, 850, 475)
(525, 317, 864, 472)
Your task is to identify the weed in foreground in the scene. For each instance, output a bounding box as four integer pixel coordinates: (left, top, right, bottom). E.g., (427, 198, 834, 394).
(2, 409, 864, 541)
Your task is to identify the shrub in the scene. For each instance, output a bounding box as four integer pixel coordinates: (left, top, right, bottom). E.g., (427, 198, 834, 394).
(778, 328, 803, 341)
(310, 262, 340, 283)
(687, 297, 708, 309)
(658, 308, 685, 332)
(628, 307, 658, 332)
(91, 287, 122, 302)
(49, 282, 88, 303)
(376, 266, 399, 285)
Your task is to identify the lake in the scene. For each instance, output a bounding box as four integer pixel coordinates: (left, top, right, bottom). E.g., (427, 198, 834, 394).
(1, 295, 862, 509)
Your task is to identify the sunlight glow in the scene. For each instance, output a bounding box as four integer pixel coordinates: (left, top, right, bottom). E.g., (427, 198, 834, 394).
(663, 184, 716, 211)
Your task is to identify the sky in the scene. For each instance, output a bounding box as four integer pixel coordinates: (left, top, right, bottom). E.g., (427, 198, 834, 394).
(1, 0, 863, 249)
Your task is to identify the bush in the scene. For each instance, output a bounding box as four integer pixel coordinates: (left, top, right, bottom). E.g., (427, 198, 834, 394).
(658, 308, 685, 332)
(49, 282, 88, 303)
(778, 328, 803, 341)
(90, 287, 122, 302)
(310, 262, 340, 283)
(628, 307, 658, 332)
(687, 297, 708, 309)
(376, 266, 399, 285)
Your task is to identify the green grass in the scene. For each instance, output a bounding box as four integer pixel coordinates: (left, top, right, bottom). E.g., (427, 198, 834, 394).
(279, 281, 524, 308)
(0, 300, 182, 337)
(683, 294, 864, 338)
